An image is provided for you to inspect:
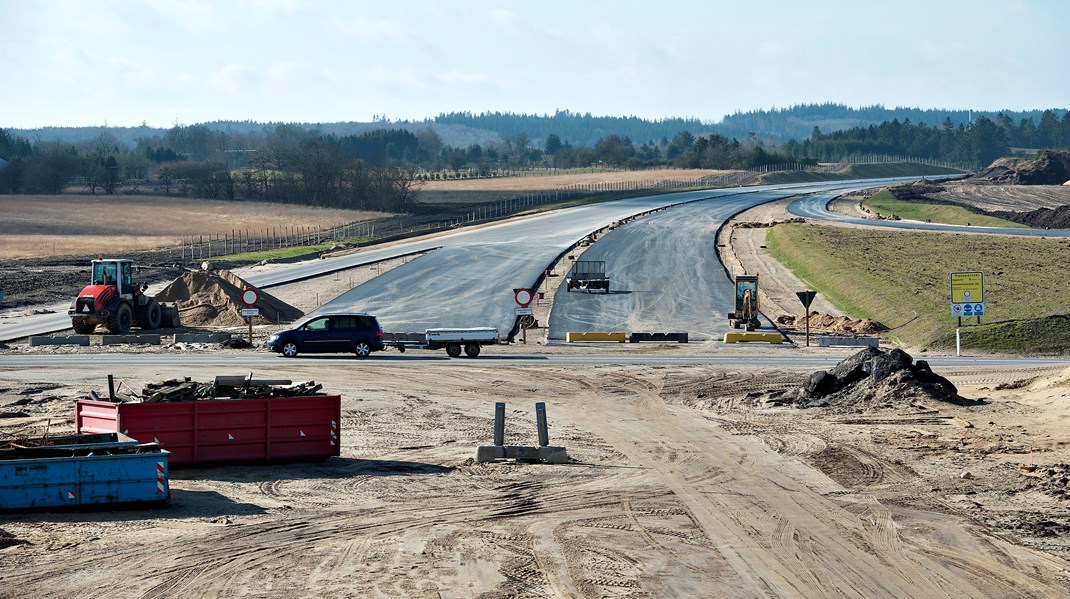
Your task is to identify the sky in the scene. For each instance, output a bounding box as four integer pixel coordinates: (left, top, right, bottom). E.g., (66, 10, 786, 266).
(2, 0, 1068, 129)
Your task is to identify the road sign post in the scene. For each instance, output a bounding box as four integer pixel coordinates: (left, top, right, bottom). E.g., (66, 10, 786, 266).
(514, 288, 534, 343)
(241, 288, 260, 343)
(950, 272, 984, 357)
(796, 290, 817, 347)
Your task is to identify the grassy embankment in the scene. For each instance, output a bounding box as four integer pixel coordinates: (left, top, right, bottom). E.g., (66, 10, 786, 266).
(861, 189, 1028, 228)
(758, 162, 965, 184)
(766, 223, 1070, 354)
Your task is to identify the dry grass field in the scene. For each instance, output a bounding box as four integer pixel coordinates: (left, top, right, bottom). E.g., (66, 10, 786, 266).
(0, 195, 388, 260)
(1, 170, 735, 260)
(416, 168, 733, 203)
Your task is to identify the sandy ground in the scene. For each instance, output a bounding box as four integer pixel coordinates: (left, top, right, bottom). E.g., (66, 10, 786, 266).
(3, 202, 1070, 597)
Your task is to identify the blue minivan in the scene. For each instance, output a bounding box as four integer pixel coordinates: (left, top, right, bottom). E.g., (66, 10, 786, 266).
(266, 313, 385, 358)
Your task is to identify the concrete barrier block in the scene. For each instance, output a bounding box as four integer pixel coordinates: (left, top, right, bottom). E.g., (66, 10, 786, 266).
(630, 332, 688, 343)
(536, 446, 569, 464)
(819, 336, 879, 348)
(29, 335, 90, 347)
(173, 332, 233, 344)
(475, 445, 506, 463)
(476, 445, 568, 464)
(101, 334, 162, 345)
(566, 331, 627, 343)
(723, 332, 783, 344)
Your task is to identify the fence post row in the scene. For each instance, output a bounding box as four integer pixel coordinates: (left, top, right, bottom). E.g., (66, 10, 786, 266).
(175, 154, 965, 260)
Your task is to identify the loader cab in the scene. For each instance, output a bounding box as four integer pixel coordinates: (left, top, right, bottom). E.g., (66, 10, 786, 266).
(733, 274, 759, 314)
(92, 260, 134, 296)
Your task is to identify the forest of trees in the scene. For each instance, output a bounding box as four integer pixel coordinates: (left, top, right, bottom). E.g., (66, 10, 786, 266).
(719, 103, 1063, 142)
(2, 105, 1068, 206)
(783, 110, 1070, 167)
(0, 125, 420, 211)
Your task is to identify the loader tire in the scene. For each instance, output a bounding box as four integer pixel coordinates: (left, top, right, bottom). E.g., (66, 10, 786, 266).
(72, 320, 96, 334)
(106, 303, 133, 334)
(142, 299, 162, 330)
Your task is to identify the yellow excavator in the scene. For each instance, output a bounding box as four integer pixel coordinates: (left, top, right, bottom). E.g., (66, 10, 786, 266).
(727, 273, 761, 331)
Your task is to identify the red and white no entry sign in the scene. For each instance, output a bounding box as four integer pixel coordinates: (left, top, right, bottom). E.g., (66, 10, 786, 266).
(241, 288, 260, 307)
(514, 288, 533, 307)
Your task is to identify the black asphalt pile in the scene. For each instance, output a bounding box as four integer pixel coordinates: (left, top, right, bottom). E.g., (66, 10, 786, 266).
(771, 347, 970, 411)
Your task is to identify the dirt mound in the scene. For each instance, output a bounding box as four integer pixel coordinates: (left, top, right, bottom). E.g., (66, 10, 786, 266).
(734, 217, 805, 229)
(779, 312, 889, 335)
(989, 204, 1070, 229)
(969, 150, 1070, 186)
(890, 179, 947, 200)
(154, 269, 303, 327)
(770, 347, 973, 411)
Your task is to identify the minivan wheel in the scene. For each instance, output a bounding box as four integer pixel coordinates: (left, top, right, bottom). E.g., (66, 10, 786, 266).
(281, 341, 299, 357)
(354, 341, 372, 357)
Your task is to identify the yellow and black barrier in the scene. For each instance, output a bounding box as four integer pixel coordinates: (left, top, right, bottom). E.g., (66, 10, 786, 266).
(723, 332, 783, 344)
(566, 332, 628, 343)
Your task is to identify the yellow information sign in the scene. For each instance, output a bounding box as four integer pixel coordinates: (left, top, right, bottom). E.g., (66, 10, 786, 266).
(950, 271, 984, 303)
(950, 271, 985, 317)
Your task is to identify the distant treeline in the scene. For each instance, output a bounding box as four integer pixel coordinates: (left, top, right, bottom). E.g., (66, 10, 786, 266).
(1, 105, 1068, 204)
(784, 110, 1070, 167)
(720, 103, 1065, 142)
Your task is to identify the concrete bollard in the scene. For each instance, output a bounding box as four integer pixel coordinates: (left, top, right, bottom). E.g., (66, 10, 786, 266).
(476, 401, 568, 464)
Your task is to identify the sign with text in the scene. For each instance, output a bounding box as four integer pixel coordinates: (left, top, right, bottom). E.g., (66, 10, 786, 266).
(950, 271, 984, 317)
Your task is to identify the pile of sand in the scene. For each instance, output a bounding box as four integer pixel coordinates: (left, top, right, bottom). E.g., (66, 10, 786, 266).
(155, 269, 303, 327)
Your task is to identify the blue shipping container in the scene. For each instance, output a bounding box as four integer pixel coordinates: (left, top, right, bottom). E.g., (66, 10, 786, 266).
(0, 440, 170, 510)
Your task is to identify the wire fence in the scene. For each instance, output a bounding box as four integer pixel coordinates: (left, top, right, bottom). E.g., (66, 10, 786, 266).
(177, 155, 968, 262)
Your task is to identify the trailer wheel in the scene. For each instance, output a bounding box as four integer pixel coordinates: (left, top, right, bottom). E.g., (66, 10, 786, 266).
(281, 341, 299, 357)
(354, 341, 372, 357)
(446, 343, 462, 358)
(464, 344, 481, 358)
(106, 303, 133, 334)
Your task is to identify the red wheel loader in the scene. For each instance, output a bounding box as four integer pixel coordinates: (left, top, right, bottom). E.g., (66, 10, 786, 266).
(68, 259, 177, 334)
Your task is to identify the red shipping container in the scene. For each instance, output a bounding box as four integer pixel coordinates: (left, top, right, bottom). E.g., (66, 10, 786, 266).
(75, 395, 341, 466)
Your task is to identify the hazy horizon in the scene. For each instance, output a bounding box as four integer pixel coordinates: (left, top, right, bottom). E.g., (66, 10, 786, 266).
(3, 0, 1067, 129)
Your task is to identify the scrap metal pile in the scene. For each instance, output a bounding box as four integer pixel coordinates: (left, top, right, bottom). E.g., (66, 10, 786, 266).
(95, 374, 325, 403)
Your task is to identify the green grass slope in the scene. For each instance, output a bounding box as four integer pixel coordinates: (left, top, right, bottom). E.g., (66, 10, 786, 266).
(862, 189, 1026, 228)
(766, 223, 1070, 355)
(758, 162, 964, 185)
